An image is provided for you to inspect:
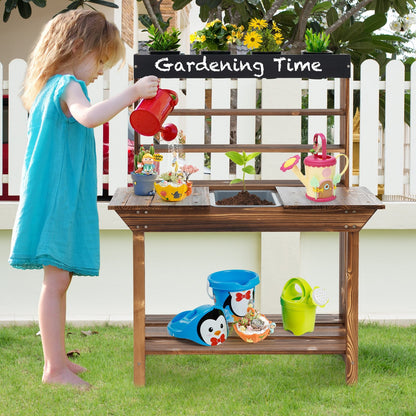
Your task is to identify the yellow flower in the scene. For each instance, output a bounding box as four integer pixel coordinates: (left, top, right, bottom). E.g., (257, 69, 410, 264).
(190, 33, 196, 43)
(244, 31, 262, 50)
(207, 19, 221, 28)
(249, 18, 268, 30)
(232, 29, 243, 40)
(274, 32, 283, 45)
(272, 21, 279, 32)
(199, 35, 206, 42)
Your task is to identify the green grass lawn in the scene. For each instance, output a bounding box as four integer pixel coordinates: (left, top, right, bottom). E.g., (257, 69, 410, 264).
(0, 323, 415, 416)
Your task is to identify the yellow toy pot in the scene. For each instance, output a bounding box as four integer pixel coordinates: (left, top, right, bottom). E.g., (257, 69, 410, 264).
(155, 182, 189, 202)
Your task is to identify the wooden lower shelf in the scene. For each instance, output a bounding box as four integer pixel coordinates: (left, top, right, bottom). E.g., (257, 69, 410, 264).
(144, 314, 346, 356)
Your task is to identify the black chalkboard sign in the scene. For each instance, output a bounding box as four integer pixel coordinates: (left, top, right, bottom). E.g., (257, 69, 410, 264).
(134, 53, 351, 79)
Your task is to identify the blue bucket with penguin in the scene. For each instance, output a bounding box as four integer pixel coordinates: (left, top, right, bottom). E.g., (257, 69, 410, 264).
(167, 305, 228, 346)
(207, 269, 260, 322)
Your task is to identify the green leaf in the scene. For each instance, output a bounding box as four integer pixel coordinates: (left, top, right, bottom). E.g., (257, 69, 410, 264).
(17, 0, 31, 18)
(5, 0, 18, 13)
(246, 152, 260, 162)
(373, 34, 406, 42)
(370, 40, 397, 53)
(230, 178, 243, 184)
(242, 165, 256, 175)
(3, 9, 11, 22)
(225, 151, 245, 166)
(31, 0, 46, 6)
(172, 0, 192, 10)
(363, 14, 387, 34)
(312, 1, 331, 13)
(326, 7, 338, 27)
(199, 4, 211, 21)
(196, 0, 221, 8)
(87, 0, 119, 7)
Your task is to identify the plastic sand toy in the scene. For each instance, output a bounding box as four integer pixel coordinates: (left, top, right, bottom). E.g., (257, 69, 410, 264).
(280, 277, 329, 335)
(233, 305, 276, 343)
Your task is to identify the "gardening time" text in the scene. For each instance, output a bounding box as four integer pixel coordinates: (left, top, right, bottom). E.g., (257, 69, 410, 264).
(154, 56, 323, 78)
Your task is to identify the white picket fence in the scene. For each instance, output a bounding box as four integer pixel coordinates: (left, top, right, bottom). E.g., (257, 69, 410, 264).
(1, 58, 416, 201)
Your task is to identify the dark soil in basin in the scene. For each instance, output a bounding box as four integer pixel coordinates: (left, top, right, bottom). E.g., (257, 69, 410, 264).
(216, 190, 274, 205)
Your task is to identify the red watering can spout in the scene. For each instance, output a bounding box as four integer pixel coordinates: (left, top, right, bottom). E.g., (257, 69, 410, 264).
(130, 88, 178, 137)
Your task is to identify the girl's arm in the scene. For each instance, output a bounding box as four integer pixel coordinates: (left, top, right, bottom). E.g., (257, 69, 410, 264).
(62, 75, 159, 128)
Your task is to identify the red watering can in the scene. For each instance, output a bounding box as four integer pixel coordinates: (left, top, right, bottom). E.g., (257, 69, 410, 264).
(130, 88, 179, 141)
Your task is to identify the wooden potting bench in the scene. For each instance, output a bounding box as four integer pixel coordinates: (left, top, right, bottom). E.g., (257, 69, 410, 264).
(108, 54, 384, 386)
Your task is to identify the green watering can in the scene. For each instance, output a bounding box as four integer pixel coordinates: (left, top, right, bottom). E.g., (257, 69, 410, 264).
(280, 277, 329, 336)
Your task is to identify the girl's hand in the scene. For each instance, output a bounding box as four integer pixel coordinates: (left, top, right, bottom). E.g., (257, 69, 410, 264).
(134, 76, 159, 100)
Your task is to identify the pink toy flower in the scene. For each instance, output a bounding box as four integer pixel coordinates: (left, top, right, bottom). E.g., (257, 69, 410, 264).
(181, 164, 199, 181)
(280, 155, 300, 172)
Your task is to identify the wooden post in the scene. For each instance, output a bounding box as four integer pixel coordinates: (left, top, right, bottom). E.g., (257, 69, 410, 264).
(133, 231, 146, 386)
(340, 231, 359, 384)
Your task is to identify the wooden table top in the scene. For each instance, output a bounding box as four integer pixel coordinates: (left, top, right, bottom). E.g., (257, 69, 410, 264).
(108, 186, 384, 233)
(109, 186, 384, 210)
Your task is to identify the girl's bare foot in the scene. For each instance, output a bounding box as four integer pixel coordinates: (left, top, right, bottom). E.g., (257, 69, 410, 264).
(42, 367, 91, 389)
(67, 360, 87, 374)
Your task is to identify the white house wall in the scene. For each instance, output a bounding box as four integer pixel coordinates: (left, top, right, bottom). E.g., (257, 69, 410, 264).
(1, 202, 416, 324)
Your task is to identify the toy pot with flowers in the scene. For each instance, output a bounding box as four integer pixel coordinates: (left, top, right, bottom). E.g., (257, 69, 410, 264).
(155, 181, 189, 202)
(155, 165, 199, 202)
(280, 133, 349, 202)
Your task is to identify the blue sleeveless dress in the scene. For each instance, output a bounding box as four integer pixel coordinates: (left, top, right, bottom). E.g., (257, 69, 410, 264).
(9, 74, 99, 276)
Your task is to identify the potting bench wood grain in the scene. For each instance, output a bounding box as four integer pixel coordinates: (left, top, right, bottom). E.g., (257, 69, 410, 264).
(108, 185, 384, 386)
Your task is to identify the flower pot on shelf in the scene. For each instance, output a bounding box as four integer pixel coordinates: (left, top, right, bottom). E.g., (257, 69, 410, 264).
(131, 172, 156, 196)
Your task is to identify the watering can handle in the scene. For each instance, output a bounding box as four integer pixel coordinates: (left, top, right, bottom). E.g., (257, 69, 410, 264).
(335, 153, 349, 177)
(313, 133, 327, 158)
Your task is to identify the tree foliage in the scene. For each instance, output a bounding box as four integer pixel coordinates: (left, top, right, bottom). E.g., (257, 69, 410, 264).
(170, 0, 415, 59)
(2, 0, 118, 23)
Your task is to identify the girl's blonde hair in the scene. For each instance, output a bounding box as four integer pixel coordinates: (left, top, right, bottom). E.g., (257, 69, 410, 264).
(21, 9, 125, 110)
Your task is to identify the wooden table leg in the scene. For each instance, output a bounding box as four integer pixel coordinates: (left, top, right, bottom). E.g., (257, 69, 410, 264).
(339, 231, 359, 385)
(133, 231, 146, 386)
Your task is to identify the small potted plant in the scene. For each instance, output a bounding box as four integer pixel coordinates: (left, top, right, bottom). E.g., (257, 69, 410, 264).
(190, 19, 242, 53)
(144, 24, 181, 53)
(211, 150, 278, 205)
(131, 145, 158, 196)
(303, 29, 331, 54)
(155, 164, 199, 202)
(243, 18, 284, 53)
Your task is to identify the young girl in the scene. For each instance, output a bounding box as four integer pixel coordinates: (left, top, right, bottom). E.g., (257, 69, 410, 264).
(8, 9, 159, 388)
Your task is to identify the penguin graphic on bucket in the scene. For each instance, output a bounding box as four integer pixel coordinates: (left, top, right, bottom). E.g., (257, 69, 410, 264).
(207, 269, 260, 322)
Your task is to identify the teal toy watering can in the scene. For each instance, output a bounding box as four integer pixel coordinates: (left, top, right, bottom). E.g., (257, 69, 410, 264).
(280, 277, 329, 336)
